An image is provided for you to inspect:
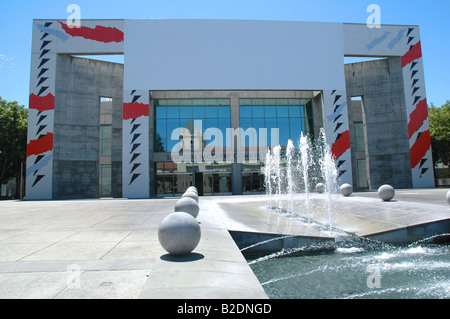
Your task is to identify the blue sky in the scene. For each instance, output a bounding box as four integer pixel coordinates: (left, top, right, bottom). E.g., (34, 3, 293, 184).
(1, 0, 449, 108)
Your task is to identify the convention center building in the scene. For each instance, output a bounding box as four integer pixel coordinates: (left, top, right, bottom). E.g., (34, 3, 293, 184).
(26, 19, 434, 199)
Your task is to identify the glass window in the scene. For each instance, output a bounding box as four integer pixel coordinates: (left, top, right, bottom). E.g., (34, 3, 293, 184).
(240, 118, 253, 132)
(167, 106, 179, 119)
(265, 106, 276, 117)
(156, 119, 167, 152)
(205, 118, 218, 130)
(354, 122, 365, 152)
(218, 106, 230, 118)
(205, 106, 218, 118)
(180, 106, 192, 118)
(166, 119, 180, 151)
(155, 99, 231, 153)
(277, 106, 289, 117)
(179, 118, 192, 133)
(218, 99, 230, 106)
(305, 100, 313, 118)
(193, 106, 204, 119)
(290, 118, 303, 144)
(238, 98, 312, 148)
(289, 106, 301, 117)
(306, 116, 313, 135)
(192, 99, 205, 106)
(218, 118, 230, 131)
(100, 125, 112, 157)
(242, 162, 263, 194)
(205, 99, 218, 106)
(265, 118, 277, 131)
(156, 106, 167, 119)
(278, 118, 290, 145)
(266, 118, 277, 146)
(240, 106, 252, 118)
(240, 99, 252, 106)
(218, 119, 232, 147)
(253, 106, 264, 118)
(253, 118, 265, 131)
(276, 99, 288, 106)
(288, 99, 301, 105)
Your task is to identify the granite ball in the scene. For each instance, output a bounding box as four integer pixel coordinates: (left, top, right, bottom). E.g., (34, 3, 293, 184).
(378, 184, 395, 201)
(187, 187, 198, 194)
(315, 183, 325, 194)
(182, 191, 199, 203)
(446, 190, 450, 205)
(158, 212, 201, 256)
(340, 183, 353, 197)
(174, 196, 199, 218)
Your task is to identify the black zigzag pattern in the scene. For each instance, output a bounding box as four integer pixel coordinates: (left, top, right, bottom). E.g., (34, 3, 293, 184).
(32, 21, 54, 187)
(128, 90, 142, 185)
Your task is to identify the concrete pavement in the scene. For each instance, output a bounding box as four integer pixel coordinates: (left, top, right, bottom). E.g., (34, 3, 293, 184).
(0, 188, 449, 298)
(0, 199, 169, 298)
(0, 197, 268, 299)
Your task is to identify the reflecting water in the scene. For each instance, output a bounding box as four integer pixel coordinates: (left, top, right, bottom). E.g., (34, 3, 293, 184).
(249, 234, 450, 299)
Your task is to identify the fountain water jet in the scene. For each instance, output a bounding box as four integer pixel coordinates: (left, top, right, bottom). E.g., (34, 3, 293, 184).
(286, 140, 296, 216)
(272, 146, 282, 212)
(263, 128, 339, 234)
(299, 133, 311, 224)
(319, 128, 339, 233)
(264, 149, 273, 209)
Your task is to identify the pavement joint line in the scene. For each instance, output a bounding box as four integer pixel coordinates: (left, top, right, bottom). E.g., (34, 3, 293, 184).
(0, 189, 448, 299)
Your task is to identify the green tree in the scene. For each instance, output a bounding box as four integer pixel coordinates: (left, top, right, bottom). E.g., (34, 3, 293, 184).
(428, 101, 450, 167)
(0, 97, 28, 195)
(154, 133, 165, 152)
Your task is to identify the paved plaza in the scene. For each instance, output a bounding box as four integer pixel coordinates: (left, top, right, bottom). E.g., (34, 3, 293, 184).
(0, 197, 267, 299)
(0, 188, 448, 299)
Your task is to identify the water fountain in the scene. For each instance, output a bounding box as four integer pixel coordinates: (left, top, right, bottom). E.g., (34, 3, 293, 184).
(257, 128, 450, 299)
(272, 146, 282, 212)
(299, 132, 311, 224)
(318, 129, 339, 233)
(263, 128, 338, 232)
(286, 140, 296, 216)
(264, 149, 273, 209)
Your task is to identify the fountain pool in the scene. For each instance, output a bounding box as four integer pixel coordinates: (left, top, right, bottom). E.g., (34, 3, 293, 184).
(249, 234, 450, 299)
(255, 129, 450, 299)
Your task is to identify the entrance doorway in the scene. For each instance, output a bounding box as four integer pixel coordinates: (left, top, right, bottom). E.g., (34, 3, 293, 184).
(155, 162, 232, 197)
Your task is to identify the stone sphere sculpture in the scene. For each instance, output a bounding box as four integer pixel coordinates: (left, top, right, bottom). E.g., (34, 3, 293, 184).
(187, 186, 198, 194)
(446, 190, 450, 205)
(340, 183, 353, 197)
(315, 183, 325, 194)
(174, 196, 199, 218)
(182, 190, 199, 203)
(378, 184, 395, 201)
(158, 212, 201, 256)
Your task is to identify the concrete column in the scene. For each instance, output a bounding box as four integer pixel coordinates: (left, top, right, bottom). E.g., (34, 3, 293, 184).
(122, 90, 150, 198)
(230, 95, 242, 195)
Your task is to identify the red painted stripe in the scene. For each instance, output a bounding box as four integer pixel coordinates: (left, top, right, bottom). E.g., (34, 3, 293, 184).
(331, 130, 350, 160)
(58, 21, 124, 43)
(408, 98, 428, 138)
(27, 132, 54, 157)
(410, 130, 431, 168)
(123, 102, 149, 120)
(29, 93, 55, 112)
(401, 41, 422, 68)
